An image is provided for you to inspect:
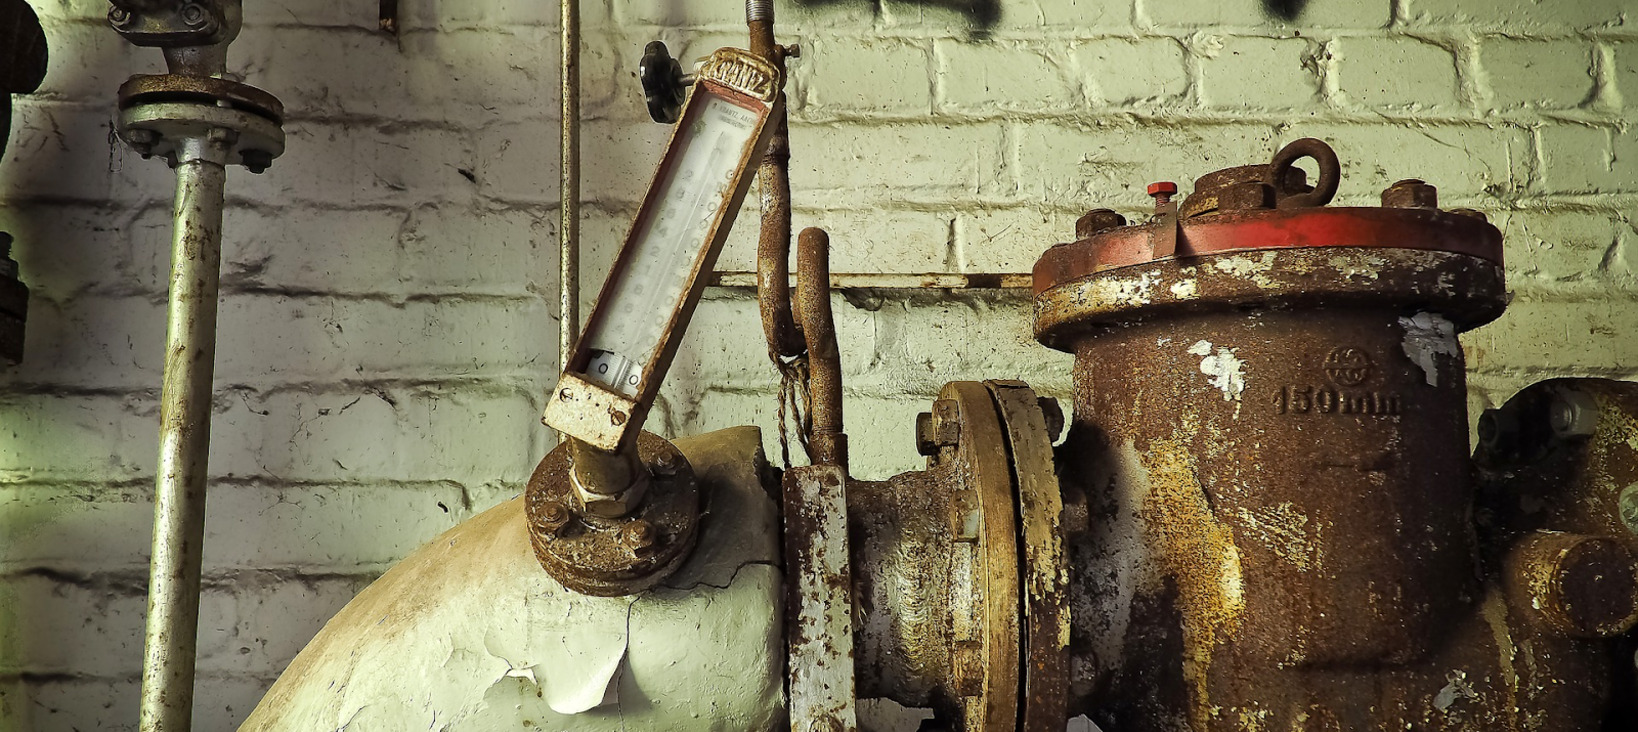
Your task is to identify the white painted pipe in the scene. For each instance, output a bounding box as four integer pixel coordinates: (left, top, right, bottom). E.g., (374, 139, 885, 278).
(241, 427, 786, 730)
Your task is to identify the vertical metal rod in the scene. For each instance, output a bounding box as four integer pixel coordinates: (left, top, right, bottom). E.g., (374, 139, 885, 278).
(559, 0, 580, 372)
(139, 132, 231, 732)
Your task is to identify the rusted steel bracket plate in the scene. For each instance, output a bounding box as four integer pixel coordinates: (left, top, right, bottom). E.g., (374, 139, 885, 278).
(783, 463, 860, 732)
(985, 380, 1070, 732)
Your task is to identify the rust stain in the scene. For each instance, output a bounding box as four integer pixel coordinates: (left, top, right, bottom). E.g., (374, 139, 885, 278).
(1137, 437, 1244, 727)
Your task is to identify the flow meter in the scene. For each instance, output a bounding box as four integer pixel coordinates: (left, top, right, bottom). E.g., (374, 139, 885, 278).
(527, 47, 783, 596)
(543, 47, 781, 452)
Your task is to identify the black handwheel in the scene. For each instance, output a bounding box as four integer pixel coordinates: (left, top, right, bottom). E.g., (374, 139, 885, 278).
(640, 41, 687, 124)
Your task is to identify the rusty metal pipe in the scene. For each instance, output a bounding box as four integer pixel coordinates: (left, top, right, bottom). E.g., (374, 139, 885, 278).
(797, 227, 844, 469)
(558, 0, 580, 372)
(748, 0, 803, 359)
(140, 131, 232, 732)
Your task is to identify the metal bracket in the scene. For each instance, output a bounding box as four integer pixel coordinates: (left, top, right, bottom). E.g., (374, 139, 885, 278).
(108, 0, 230, 47)
(784, 463, 860, 732)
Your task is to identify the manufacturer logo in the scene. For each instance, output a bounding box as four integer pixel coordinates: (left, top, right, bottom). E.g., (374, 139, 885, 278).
(1323, 347, 1373, 387)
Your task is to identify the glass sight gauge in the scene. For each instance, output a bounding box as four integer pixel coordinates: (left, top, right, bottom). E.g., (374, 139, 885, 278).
(544, 48, 782, 453)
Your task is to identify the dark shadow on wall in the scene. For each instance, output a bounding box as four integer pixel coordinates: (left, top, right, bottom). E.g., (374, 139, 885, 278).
(792, 0, 1000, 36)
(1262, 0, 1312, 21)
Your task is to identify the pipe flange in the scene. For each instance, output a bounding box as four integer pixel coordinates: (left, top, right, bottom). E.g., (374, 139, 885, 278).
(116, 75, 285, 172)
(525, 431, 702, 597)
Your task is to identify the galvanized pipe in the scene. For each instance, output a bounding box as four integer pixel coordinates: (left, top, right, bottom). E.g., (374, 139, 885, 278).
(139, 131, 232, 732)
(558, 0, 580, 371)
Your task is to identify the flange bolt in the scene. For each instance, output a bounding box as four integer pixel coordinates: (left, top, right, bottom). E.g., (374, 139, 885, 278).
(1381, 179, 1439, 210)
(537, 501, 571, 538)
(620, 519, 657, 556)
(1075, 209, 1127, 239)
(1147, 181, 1178, 205)
(1549, 388, 1599, 439)
(180, 3, 209, 27)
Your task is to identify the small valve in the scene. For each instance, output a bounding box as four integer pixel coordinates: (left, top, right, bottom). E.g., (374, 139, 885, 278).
(640, 41, 689, 124)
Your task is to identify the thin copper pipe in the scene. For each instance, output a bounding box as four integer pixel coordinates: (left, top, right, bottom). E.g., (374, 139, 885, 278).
(748, 1, 803, 359)
(559, 0, 580, 372)
(797, 227, 845, 469)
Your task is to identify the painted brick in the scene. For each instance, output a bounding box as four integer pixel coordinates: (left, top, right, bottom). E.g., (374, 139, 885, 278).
(0, 203, 145, 301)
(956, 206, 1078, 271)
(399, 206, 555, 294)
(1336, 36, 1461, 109)
(1197, 35, 1322, 111)
(3, 102, 177, 206)
(788, 121, 1011, 206)
(1016, 121, 1277, 208)
(473, 119, 568, 204)
(1495, 209, 1623, 287)
(1, 677, 141, 732)
(0, 295, 164, 390)
(231, 120, 480, 208)
(125, 205, 411, 298)
(207, 385, 545, 485)
(805, 38, 933, 116)
(1273, 123, 1525, 201)
(1617, 41, 1638, 106)
(1405, 0, 1633, 32)
(228, 27, 409, 120)
(0, 395, 157, 482)
(992, 0, 1136, 31)
(937, 41, 1080, 114)
(30, 21, 150, 102)
(1539, 124, 1638, 194)
(0, 484, 153, 574)
(1465, 297, 1638, 376)
(1481, 39, 1595, 111)
(1142, 0, 1391, 29)
(1073, 37, 1189, 106)
(241, 0, 374, 27)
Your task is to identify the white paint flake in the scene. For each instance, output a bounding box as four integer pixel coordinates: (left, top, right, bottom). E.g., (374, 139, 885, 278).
(1399, 312, 1460, 387)
(1189, 339, 1246, 401)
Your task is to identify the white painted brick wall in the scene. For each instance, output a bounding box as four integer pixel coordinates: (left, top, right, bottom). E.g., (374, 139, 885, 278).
(2, 0, 1636, 728)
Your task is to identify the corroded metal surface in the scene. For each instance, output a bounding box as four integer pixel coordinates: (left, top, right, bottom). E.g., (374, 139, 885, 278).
(526, 432, 702, 596)
(986, 381, 1070, 732)
(852, 381, 1067, 730)
(784, 463, 860, 732)
(1037, 139, 1638, 730)
(799, 227, 846, 468)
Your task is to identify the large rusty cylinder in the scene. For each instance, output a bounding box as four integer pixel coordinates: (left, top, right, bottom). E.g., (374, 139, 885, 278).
(1043, 246, 1506, 670)
(1030, 155, 1521, 726)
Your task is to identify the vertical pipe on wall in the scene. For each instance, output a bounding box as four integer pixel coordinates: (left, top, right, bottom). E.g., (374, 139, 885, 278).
(139, 132, 232, 732)
(559, 0, 580, 373)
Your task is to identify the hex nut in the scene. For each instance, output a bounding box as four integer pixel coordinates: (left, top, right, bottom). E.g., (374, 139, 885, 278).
(1075, 209, 1127, 239)
(1549, 388, 1599, 439)
(930, 399, 961, 448)
(537, 501, 572, 538)
(915, 411, 937, 456)
(1381, 179, 1438, 210)
(620, 520, 657, 555)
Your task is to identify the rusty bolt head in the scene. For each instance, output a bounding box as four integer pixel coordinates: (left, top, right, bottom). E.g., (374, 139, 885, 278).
(1075, 209, 1127, 239)
(930, 399, 961, 448)
(619, 520, 657, 555)
(107, 7, 134, 28)
(180, 3, 209, 27)
(915, 411, 937, 456)
(650, 449, 681, 477)
(1549, 388, 1599, 439)
(782, 42, 801, 59)
(1448, 208, 1489, 223)
(1146, 181, 1178, 199)
(1381, 179, 1439, 210)
(537, 500, 572, 537)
